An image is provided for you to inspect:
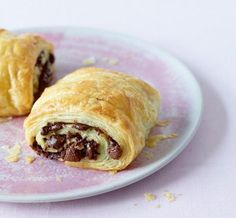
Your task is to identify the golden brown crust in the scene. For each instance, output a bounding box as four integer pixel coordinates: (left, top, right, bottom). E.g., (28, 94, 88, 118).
(24, 67, 160, 171)
(0, 29, 54, 117)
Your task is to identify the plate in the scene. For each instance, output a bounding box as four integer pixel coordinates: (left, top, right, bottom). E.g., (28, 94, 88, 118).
(0, 27, 202, 203)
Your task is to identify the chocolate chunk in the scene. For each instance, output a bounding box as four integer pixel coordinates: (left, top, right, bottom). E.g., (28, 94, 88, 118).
(94, 127, 103, 135)
(34, 51, 53, 100)
(46, 135, 66, 149)
(48, 152, 64, 160)
(50, 123, 63, 132)
(42, 62, 52, 84)
(108, 138, 122, 159)
(41, 123, 63, 135)
(74, 141, 85, 150)
(41, 125, 50, 135)
(86, 146, 94, 159)
(67, 132, 82, 141)
(32, 124, 123, 163)
(32, 140, 42, 154)
(73, 123, 90, 131)
(66, 132, 83, 149)
(35, 51, 44, 67)
(32, 139, 64, 160)
(85, 140, 99, 160)
(64, 146, 82, 162)
(49, 53, 55, 64)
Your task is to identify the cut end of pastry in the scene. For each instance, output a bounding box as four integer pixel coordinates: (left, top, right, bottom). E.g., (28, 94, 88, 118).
(31, 122, 123, 170)
(33, 50, 55, 100)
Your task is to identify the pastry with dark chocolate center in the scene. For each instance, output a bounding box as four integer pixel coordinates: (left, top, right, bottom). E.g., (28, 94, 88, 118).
(0, 28, 55, 117)
(24, 67, 160, 171)
(32, 122, 122, 162)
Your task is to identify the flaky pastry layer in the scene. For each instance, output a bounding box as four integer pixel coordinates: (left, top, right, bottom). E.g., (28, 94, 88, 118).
(24, 67, 160, 171)
(0, 29, 54, 116)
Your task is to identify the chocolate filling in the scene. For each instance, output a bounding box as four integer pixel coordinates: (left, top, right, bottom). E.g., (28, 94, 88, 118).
(32, 122, 122, 162)
(34, 51, 55, 100)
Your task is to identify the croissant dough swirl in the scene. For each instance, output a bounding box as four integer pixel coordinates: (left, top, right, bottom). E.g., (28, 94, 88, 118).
(0, 29, 55, 117)
(24, 67, 160, 171)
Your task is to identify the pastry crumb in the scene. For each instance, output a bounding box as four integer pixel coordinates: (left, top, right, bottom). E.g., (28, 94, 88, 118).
(101, 57, 119, 65)
(56, 175, 63, 182)
(143, 151, 154, 160)
(0, 117, 12, 123)
(156, 204, 161, 208)
(5, 143, 21, 163)
(163, 191, 176, 202)
(39, 160, 45, 166)
(156, 119, 171, 127)
(109, 170, 118, 175)
(144, 192, 157, 202)
(5, 155, 20, 163)
(146, 133, 178, 148)
(25, 156, 36, 164)
(82, 57, 96, 66)
(107, 58, 119, 65)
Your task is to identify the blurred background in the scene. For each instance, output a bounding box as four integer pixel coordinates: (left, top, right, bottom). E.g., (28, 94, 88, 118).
(1, 0, 234, 92)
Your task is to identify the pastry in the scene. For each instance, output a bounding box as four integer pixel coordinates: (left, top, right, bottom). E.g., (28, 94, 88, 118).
(24, 67, 160, 171)
(0, 29, 55, 117)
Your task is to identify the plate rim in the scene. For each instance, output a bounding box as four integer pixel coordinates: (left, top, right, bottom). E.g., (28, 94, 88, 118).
(0, 26, 203, 203)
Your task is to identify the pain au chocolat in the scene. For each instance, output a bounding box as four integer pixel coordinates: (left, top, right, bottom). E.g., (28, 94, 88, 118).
(24, 67, 160, 171)
(0, 29, 55, 117)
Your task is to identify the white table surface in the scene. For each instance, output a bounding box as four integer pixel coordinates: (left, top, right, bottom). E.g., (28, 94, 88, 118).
(0, 0, 236, 217)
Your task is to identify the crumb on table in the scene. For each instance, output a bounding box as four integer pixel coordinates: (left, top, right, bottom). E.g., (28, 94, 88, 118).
(163, 191, 176, 202)
(144, 192, 157, 202)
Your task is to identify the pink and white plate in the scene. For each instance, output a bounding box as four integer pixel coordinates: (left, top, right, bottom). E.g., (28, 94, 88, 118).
(0, 27, 202, 203)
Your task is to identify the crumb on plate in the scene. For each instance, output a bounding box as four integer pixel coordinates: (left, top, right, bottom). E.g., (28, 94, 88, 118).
(5, 143, 21, 163)
(156, 119, 171, 127)
(25, 156, 36, 164)
(39, 160, 45, 166)
(56, 175, 63, 182)
(82, 57, 96, 66)
(146, 133, 178, 148)
(109, 170, 118, 175)
(0, 117, 12, 123)
(107, 58, 119, 65)
(143, 151, 154, 160)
